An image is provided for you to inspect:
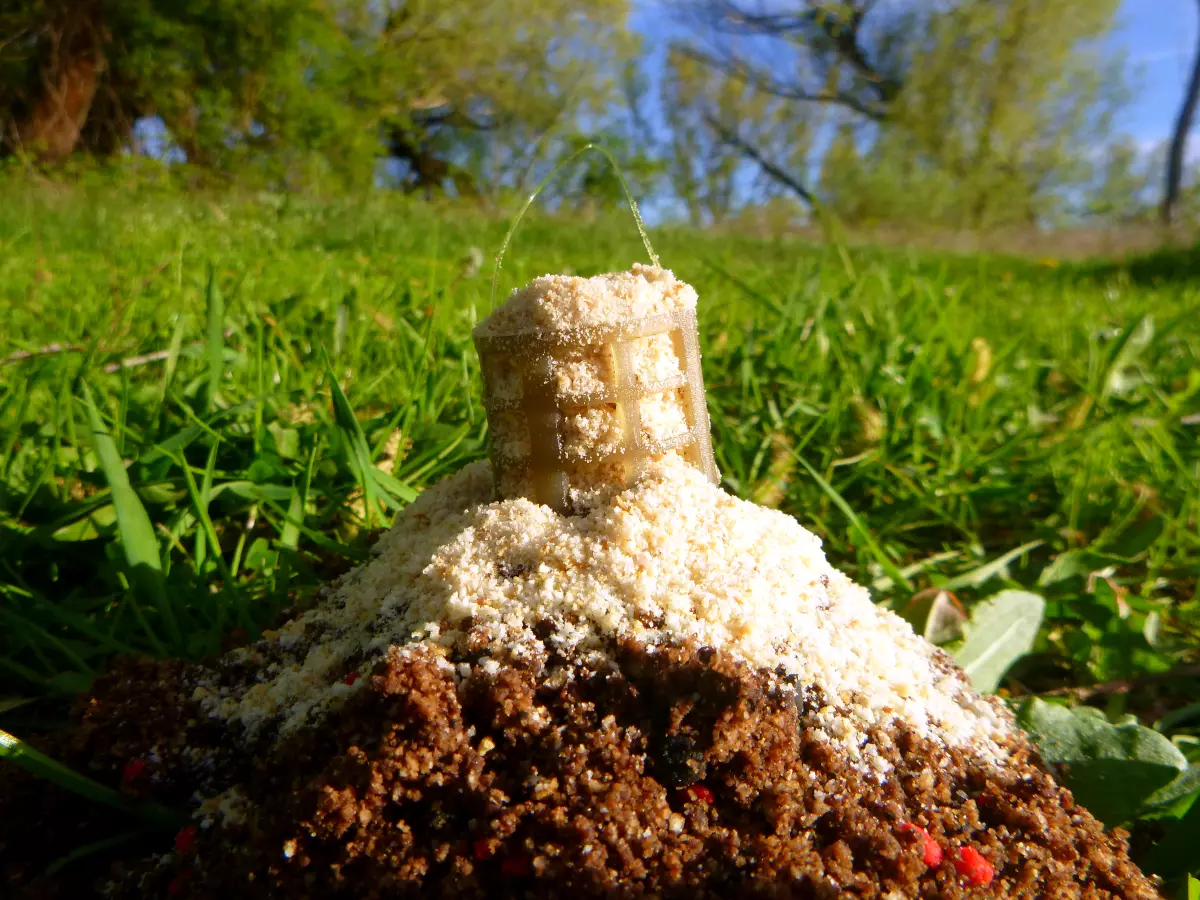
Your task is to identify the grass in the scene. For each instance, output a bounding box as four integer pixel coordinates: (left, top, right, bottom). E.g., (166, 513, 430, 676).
(1, 179, 1198, 887)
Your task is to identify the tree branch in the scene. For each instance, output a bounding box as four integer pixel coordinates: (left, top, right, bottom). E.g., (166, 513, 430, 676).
(703, 112, 814, 205)
(678, 45, 887, 121)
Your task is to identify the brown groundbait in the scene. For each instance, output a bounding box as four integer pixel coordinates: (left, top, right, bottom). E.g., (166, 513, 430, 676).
(0, 267, 1164, 898)
(0, 642, 1160, 898)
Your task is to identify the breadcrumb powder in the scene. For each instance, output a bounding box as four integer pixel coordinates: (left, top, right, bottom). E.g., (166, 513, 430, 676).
(477, 263, 697, 337)
(202, 456, 1011, 776)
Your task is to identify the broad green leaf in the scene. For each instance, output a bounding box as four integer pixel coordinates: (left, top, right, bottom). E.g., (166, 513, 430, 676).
(266, 422, 301, 460)
(897, 589, 966, 644)
(1143, 765, 1200, 813)
(45, 671, 93, 695)
(52, 503, 117, 542)
(1143, 793, 1200, 879)
(1018, 699, 1187, 827)
(952, 589, 1044, 692)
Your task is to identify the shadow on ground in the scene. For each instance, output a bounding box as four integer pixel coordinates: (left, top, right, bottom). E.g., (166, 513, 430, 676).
(1081, 241, 1200, 285)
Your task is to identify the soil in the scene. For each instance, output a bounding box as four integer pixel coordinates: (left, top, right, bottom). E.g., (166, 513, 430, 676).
(0, 640, 1160, 899)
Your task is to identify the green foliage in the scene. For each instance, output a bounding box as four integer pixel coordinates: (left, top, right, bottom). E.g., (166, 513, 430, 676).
(1, 0, 636, 192)
(889, 0, 1126, 228)
(1089, 137, 1155, 222)
(678, 0, 1132, 229)
(0, 184, 1197, 878)
(950, 589, 1045, 693)
(1017, 699, 1188, 825)
(660, 48, 812, 225)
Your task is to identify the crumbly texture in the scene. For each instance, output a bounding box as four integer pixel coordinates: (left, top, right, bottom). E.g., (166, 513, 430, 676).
(561, 403, 625, 457)
(475, 266, 705, 509)
(478, 264, 698, 337)
(629, 332, 683, 388)
(195, 457, 1010, 776)
(551, 346, 611, 397)
(640, 389, 690, 442)
(2, 643, 1159, 899)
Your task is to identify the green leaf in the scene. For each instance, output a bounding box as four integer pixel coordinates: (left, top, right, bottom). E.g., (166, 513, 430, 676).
(896, 589, 966, 644)
(266, 422, 301, 460)
(1144, 765, 1200, 813)
(1017, 698, 1188, 827)
(325, 353, 378, 525)
(45, 671, 93, 695)
(44, 828, 152, 877)
(1144, 794, 1200, 879)
(951, 589, 1044, 692)
(52, 503, 117, 542)
(323, 351, 417, 516)
(1189, 875, 1199, 900)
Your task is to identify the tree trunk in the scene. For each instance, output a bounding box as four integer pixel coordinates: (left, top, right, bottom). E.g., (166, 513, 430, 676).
(1161, 0, 1200, 225)
(10, 2, 107, 163)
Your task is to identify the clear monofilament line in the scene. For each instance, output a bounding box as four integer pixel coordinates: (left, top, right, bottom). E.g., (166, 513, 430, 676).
(490, 142, 660, 311)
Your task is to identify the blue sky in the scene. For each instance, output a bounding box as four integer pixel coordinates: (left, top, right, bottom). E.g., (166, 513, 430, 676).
(630, 0, 1199, 149)
(1112, 0, 1198, 145)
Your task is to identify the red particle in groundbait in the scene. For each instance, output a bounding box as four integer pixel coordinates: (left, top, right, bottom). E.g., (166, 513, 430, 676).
(898, 823, 943, 867)
(472, 838, 491, 861)
(343, 672, 360, 686)
(685, 785, 714, 804)
(166, 870, 191, 895)
(122, 758, 145, 785)
(954, 846, 995, 886)
(500, 854, 531, 877)
(175, 824, 197, 855)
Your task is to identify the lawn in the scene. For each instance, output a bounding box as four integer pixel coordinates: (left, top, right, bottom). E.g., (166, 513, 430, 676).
(1, 181, 1198, 887)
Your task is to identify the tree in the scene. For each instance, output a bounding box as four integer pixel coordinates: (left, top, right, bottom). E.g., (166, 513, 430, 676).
(0, 0, 636, 194)
(1162, 0, 1200, 224)
(674, 0, 1127, 229)
(818, 120, 866, 221)
(660, 45, 814, 224)
(370, 0, 634, 197)
(0, 1, 108, 161)
(1089, 137, 1151, 223)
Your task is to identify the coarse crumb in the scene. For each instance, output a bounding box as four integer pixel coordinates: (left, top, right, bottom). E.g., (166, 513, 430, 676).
(59, 641, 1157, 900)
(477, 264, 697, 337)
(201, 456, 1011, 775)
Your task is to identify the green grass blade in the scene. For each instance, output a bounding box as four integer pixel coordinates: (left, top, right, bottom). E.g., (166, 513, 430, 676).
(79, 384, 173, 654)
(939, 540, 1043, 591)
(323, 350, 384, 525)
(791, 452, 914, 593)
(172, 450, 246, 630)
(0, 728, 184, 829)
(43, 828, 153, 877)
(206, 268, 226, 411)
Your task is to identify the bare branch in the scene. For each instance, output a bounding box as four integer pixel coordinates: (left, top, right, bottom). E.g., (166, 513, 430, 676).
(703, 112, 815, 205)
(677, 45, 887, 121)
